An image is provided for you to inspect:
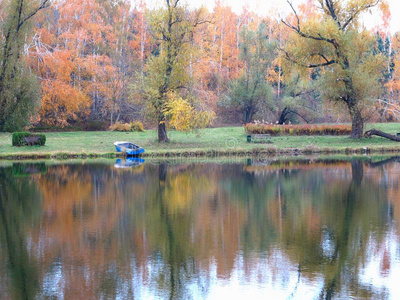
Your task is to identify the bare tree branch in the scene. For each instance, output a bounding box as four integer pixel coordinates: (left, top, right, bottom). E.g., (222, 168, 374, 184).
(286, 1, 301, 30)
(280, 47, 336, 68)
(18, 0, 50, 30)
(281, 0, 348, 70)
(282, 1, 338, 49)
(323, 0, 342, 29)
(342, 0, 380, 30)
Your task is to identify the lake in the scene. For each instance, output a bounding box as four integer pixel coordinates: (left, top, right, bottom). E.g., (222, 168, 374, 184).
(0, 157, 400, 299)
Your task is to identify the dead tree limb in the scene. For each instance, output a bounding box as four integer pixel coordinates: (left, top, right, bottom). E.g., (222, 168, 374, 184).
(364, 129, 400, 141)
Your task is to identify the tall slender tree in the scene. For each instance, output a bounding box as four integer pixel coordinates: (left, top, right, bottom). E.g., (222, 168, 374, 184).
(226, 23, 275, 123)
(0, 0, 50, 131)
(144, 0, 207, 142)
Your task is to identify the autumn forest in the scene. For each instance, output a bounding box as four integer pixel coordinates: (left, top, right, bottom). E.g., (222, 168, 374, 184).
(4, 1, 400, 298)
(0, 0, 398, 142)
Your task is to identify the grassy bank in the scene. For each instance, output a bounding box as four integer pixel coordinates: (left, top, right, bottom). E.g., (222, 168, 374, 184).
(1, 123, 400, 159)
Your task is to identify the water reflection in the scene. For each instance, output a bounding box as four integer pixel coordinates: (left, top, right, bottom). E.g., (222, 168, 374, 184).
(114, 157, 145, 169)
(0, 158, 400, 299)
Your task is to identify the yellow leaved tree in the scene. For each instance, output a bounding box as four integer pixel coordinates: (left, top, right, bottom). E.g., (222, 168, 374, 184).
(163, 93, 215, 132)
(143, 0, 209, 142)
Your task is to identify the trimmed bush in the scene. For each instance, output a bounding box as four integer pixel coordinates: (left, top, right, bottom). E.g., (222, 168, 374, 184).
(245, 124, 352, 136)
(109, 121, 145, 132)
(12, 132, 46, 147)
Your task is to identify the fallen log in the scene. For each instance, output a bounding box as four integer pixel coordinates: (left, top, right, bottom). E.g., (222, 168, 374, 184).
(364, 129, 400, 141)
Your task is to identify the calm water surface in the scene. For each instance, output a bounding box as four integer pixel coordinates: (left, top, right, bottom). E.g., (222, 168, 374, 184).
(1, 157, 400, 299)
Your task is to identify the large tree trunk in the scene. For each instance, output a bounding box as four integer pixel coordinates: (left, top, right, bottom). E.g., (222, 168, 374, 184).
(347, 101, 364, 139)
(278, 107, 309, 125)
(158, 121, 169, 143)
(278, 107, 289, 125)
(244, 107, 253, 124)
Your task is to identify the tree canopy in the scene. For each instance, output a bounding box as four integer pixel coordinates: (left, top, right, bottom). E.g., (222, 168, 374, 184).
(282, 0, 387, 138)
(225, 23, 275, 124)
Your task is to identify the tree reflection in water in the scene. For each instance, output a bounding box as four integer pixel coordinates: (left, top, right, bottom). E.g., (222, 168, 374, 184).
(0, 158, 399, 299)
(0, 166, 41, 300)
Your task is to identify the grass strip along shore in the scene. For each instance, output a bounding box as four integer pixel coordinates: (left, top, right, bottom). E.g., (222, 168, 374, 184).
(2, 124, 400, 160)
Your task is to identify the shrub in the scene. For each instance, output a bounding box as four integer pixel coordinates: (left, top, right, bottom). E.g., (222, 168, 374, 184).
(163, 94, 215, 132)
(245, 124, 352, 136)
(131, 121, 145, 132)
(12, 132, 46, 147)
(109, 121, 145, 132)
(110, 122, 131, 132)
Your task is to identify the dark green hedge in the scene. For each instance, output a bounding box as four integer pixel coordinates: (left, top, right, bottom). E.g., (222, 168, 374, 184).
(12, 132, 46, 147)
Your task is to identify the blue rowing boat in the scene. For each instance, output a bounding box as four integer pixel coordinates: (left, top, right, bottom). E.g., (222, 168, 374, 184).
(114, 141, 145, 156)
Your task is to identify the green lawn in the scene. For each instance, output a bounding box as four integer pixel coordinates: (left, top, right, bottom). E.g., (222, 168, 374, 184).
(1, 123, 400, 158)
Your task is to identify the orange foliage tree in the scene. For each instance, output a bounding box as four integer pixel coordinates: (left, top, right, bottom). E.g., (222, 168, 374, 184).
(29, 0, 151, 127)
